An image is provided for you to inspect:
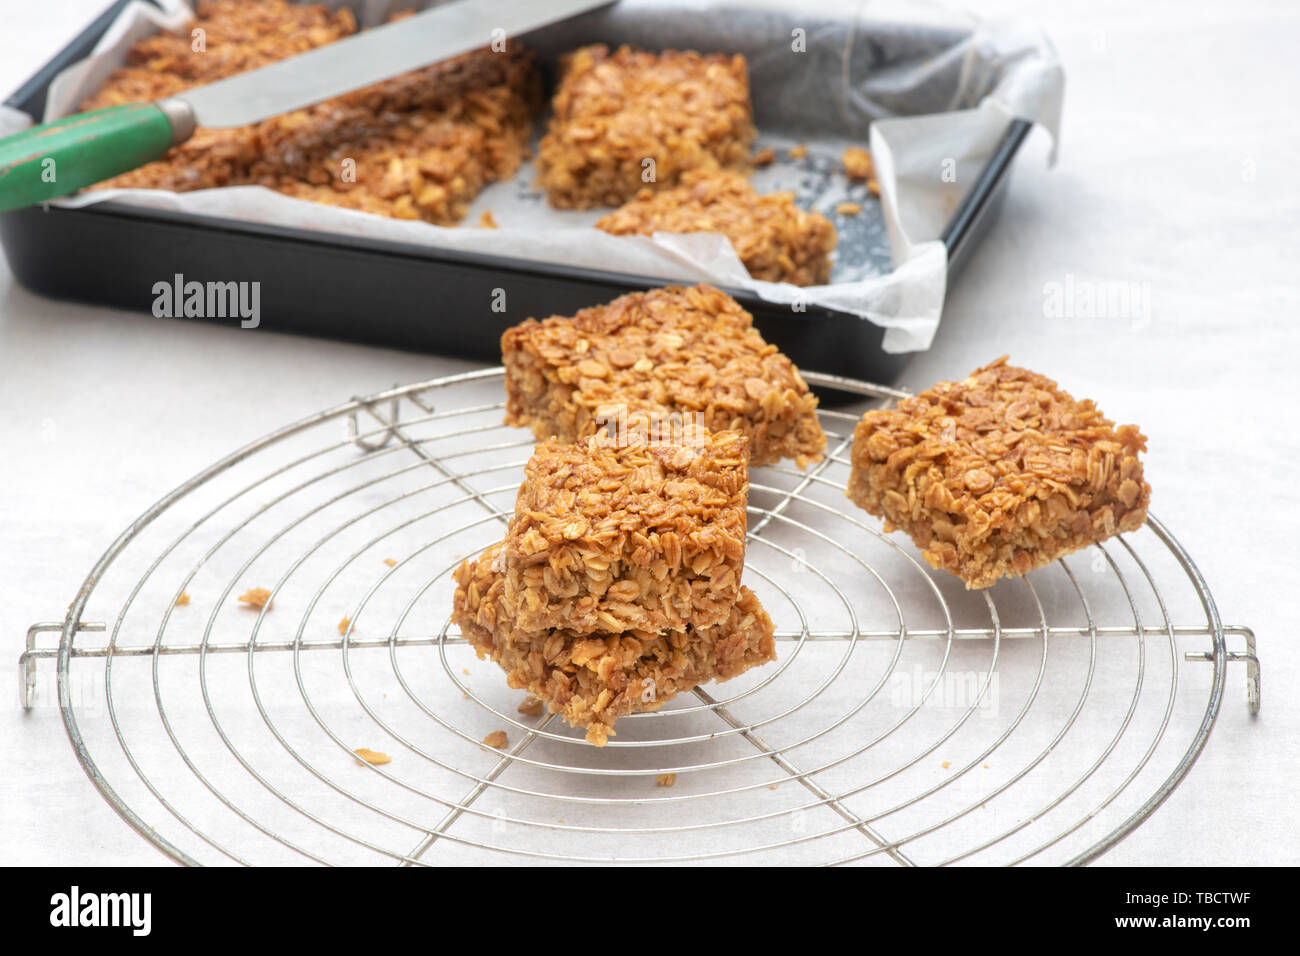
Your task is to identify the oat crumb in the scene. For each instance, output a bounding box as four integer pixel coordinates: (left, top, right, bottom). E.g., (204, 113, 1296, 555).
(788, 143, 808, 159)
(338, 615, 351, 636)
(354, 747, 391, 765)
(867, 179, 881, 196)
(656, 773, 677, 787)
(383, 558, 397, 567)
(483, 730, 508, 749)
(478, 209, 498, 228)
(836, 201, 862, 216)
(941, 760, 952, 769)
(175, 592, 190, 607)
(238, 587, 273, 610)
(517, 695, 545, 716)
(841, 146, 875, 181)
(753, 146, 775, 166)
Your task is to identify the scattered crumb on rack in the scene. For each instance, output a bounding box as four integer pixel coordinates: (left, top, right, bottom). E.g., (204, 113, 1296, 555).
(483, 730, 508, 749)
(657, 773, 677, 787)
(788, 144, 808, 159)
(175, 592, 190, 607)
(383, 557, 397, 567)
(941, 761, 952, 769)
(518, 696, 545, 716)
(237, 587, 273, 610)
(354, 748, 391, 765)
(753, 146, 775, 166)
(478, 209, 499, 228)
(338, 615, 351, 636)
(836, 201, 862, 216)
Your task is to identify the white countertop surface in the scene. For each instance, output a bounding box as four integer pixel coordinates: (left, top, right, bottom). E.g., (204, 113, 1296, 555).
(1, 0, 1295, 866)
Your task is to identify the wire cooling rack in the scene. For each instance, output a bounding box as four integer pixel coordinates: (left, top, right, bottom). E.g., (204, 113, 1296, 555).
(20, 368, 1260, 866)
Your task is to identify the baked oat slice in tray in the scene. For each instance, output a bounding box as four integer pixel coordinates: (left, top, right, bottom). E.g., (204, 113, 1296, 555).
(452, 544, 776, 746)
(78, 0, 359, 194)
(536, 44, 756, 209)
(846, 357, 1151, 589)
(503, 429, 748, 635)
(502, 284, 827, 468)
(595, 170, 838, 287)
(81, 0, 540, 226)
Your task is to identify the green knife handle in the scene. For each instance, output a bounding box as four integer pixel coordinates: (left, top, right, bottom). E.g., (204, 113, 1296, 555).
(0, 101, 190, 213)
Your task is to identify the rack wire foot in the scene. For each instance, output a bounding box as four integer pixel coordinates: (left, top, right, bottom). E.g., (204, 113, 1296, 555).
(346, 395, 400, 451)
(1185, 625, 1260, 716)
(20, 621, 105, 710)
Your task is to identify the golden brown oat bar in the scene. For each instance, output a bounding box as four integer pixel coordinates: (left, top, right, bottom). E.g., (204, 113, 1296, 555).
(846, 357, 1151, 589)
(595, 171, 838, 286)
(80, 0, 540, 226)
(245, 46, 540, 225)
(452, 544, 776, 746)
(536, 45, 756, 209)
(503, 430, 748, 636)
(80, 0, 358, 107)
(501, 285, 827, 468)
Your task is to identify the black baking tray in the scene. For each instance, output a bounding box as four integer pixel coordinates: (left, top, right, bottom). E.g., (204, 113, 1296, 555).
(1, 0, 1031, 383)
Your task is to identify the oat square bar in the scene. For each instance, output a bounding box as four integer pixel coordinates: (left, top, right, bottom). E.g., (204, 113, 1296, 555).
(453, 544, 776, 746)
(595, 171, 838, 286)
(502, 285, 827, 468)
(536, 45, 756, 209)
(846, 357, 1151, 589)
(502, 429, 748, 636)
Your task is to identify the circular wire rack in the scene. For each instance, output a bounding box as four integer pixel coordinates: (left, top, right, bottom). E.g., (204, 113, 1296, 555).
(23, 368, 1258, 866)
